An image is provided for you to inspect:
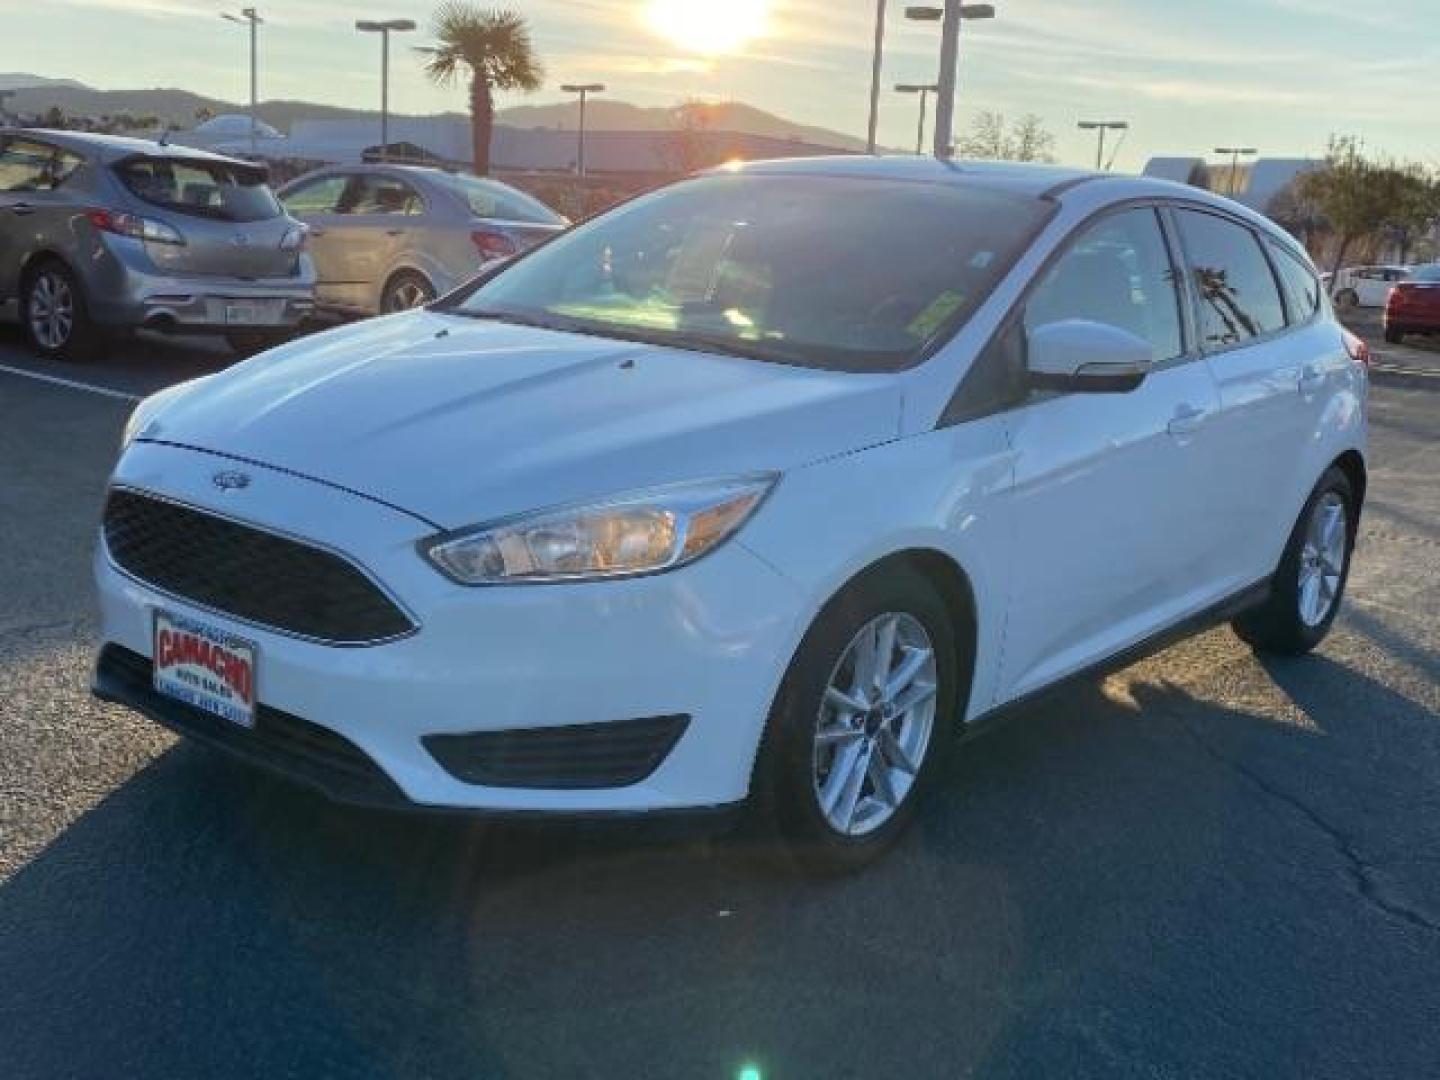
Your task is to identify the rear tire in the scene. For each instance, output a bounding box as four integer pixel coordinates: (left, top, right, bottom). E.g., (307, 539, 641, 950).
(1335, 289, 1359, 311)
(1233, 467, 1355, 656)
(750, 566, 962, 873)
(22, 259, 101, 363)
(1384, 327, 1405, 345)
(381, 270, 436, 313)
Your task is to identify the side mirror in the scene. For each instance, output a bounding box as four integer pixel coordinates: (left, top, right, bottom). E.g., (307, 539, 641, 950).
(1027, 319, 1152, 394)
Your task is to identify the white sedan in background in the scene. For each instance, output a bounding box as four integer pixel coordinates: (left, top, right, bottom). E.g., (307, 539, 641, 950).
(1329, 265, 1411, 309)
(94, 157, 1367, 870)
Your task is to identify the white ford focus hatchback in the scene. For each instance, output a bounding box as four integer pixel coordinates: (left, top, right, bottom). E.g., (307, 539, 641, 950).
(95, 157, 1368, 869)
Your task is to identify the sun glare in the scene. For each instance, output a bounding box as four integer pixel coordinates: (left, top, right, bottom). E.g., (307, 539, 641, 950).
(646, 0, 770, 56)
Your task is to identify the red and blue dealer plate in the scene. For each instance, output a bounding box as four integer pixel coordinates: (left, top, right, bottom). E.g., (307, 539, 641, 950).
(153, 610, 257, 728)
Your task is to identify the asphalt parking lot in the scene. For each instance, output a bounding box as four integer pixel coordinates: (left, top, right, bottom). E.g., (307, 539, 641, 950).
(2, 314, 1438, 1078)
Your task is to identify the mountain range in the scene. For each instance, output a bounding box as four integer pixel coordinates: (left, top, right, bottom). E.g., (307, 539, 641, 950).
(0, 74, 866, 151)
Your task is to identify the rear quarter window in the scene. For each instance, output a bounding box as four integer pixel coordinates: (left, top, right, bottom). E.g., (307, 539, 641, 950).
(1268, 242, 1323, 324)
(115, 157, 281, 222)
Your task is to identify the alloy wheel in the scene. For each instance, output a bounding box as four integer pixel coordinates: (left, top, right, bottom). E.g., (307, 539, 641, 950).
(1298, 491, 1347, 627)
(29, 271, 74, 350)
(386, 279, 432, 312)
(812, 612, 938, 837)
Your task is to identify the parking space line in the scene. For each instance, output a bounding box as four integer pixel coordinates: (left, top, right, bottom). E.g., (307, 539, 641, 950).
(0, 363, 141, 403)
(1372, 363, 1440, 380)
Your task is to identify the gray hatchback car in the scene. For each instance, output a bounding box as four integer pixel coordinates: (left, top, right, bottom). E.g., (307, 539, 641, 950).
(278, 164, 566, 316)
(0, 129, 315, 361)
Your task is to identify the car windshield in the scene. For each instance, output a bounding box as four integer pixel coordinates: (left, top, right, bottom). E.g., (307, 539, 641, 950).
(438, 173, 565, 225)
(114, 156, 282, 223)
(445, 173, 1051, 372)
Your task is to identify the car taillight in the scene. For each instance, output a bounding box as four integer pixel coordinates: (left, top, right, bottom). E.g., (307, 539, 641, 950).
(85, 208, 185, 246)
(471, 229, 517, 261)
(279, 224, 308, 252)
(1342, 328, 1371, 368)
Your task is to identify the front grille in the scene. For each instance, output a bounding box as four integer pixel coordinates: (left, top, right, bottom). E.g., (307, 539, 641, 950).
(423, 715, 690, 790)
(103, 488, 414, 645)
(94, 645, 411, 809)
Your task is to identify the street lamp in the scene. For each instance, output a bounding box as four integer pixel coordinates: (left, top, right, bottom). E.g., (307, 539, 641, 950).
(1078, 120, 1128, 171)
(865, 1, 887, 153)
(356, 19, 416, 163)
(1214, 146, 1258, 196)
(895, 83, 939, 155)
(220, 7, 263, 155)
(915, 2, 995, 159)
(560, 83, 605, 178)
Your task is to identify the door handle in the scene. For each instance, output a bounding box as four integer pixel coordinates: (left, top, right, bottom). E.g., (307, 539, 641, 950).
(1299, 365, 1325, 393)
(384, 228, 405, 237)
(8, 202, 34, 216)
(1167, 404, 1208, 437)
(308, 227, 326, 237)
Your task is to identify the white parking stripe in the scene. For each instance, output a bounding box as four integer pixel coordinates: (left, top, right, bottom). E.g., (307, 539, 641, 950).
(0, 363, 141, 403)
(1372, 363, 1440, 379)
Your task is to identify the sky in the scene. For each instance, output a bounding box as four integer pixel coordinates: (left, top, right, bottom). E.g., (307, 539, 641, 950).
(0, 0, 1437, 171)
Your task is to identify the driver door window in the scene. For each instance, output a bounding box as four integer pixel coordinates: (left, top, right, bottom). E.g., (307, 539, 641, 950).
(1024, 207, 1185, 366)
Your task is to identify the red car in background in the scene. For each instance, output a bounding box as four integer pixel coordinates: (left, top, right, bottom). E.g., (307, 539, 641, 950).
(1385, 264, 1440, 343)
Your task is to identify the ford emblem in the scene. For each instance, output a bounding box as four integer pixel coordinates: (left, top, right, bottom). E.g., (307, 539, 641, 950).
(213, 470, 251, 492)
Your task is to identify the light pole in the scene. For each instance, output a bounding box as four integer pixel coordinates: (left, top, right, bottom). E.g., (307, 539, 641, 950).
(895, 83, 939, 155)
(865, 0, 888, 154)
(221, 7, 263, 155)
(356, 19, 416, 163)
(561, 83, 605, 178)
(1214, 146, 1258, 196)
(1078, 120, 1128, 170)
(911, 2, 995, 160)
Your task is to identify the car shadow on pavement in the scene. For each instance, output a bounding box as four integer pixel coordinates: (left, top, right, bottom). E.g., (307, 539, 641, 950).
(2, 654, 1439, 1079)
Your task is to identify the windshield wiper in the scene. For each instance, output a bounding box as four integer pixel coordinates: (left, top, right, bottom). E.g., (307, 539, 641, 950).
(443, 308, 577, 333)
(556, 321, 807, 366)
(440, 308, 814, 367)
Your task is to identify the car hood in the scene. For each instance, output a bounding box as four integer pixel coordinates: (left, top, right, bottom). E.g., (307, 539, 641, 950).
(138, 311, 905, 528)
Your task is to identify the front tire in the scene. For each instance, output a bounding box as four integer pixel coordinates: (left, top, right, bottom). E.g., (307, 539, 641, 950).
(23, 259, 100, 362)
(1233, 467, 1355, 656)
(752, 566, 961, 873)
(1335, 289, 1359, 311)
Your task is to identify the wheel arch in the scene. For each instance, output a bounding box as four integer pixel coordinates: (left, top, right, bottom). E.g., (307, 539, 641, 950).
(17, 248, 79, 293)
(1331, 448, 1368, 525)
(794, 547, 980, 720)
(376, 264, 438, 312)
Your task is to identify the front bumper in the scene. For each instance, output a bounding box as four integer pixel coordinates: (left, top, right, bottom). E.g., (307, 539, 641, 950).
(94, 442, 806, 815)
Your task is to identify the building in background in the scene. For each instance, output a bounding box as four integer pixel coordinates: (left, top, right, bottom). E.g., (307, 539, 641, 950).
(1142, 156, 1322, 214)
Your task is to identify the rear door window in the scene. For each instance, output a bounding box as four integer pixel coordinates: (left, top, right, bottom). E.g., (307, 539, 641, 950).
(0, 138, 84, 192)
(115, 157, 281, 222)
(1175, 209, 1286, 348)
(341, 174, 423, 216)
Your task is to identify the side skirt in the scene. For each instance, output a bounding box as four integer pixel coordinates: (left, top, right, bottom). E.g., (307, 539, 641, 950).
(963, 577, 1272, 738)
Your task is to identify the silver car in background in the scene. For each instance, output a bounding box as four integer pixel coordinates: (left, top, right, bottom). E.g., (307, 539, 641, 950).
(0, 129, 315, 361)
(277, 164, 567, 315)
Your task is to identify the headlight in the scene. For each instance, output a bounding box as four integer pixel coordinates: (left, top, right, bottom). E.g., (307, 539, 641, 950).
(422, 475, 777, 585)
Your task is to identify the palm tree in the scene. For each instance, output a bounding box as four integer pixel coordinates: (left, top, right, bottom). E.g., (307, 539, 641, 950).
(418, 3, 543, 176)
